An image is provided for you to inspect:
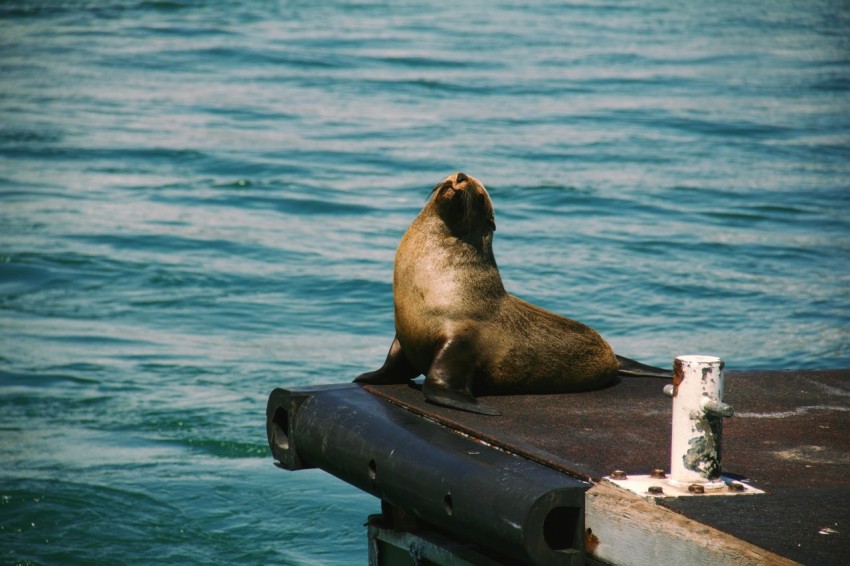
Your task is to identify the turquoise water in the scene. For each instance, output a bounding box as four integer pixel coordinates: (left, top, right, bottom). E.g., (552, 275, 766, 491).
(1, 1, 849, 563)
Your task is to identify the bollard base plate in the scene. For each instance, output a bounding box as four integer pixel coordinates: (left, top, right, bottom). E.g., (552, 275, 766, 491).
(605, 474, 764, 498)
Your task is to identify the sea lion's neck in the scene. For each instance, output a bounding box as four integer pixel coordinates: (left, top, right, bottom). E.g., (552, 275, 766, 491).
(424, 208, 498, 262)
(396, 213, 506, 303)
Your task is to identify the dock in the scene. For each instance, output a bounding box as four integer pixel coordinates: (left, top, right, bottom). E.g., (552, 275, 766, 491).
(266, 369, 850, 565)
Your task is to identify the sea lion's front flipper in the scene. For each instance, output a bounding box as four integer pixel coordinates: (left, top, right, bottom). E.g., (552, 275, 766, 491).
(422, 336, 501, 416)
(423, 380, 501, 416)
(354, 336, 421, 385)
(616, 355, 673, 379)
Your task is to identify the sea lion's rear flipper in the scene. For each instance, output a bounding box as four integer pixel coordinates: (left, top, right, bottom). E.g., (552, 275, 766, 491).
(354, 336, 421, 385)
(422, 336, 501, 416)
(616, 354, 673, 379)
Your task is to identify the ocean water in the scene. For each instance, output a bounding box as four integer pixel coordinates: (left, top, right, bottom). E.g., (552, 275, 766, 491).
(1, 1, 848, 563)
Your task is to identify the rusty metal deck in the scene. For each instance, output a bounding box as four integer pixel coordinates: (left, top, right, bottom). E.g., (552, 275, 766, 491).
(361, 369, 850, 565)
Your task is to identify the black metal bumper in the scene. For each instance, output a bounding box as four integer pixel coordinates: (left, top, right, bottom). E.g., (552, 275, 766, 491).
(266, 383, 589, 565)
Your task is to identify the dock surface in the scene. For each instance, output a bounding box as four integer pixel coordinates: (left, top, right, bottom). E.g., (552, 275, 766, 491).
(361, 370, 850, 565)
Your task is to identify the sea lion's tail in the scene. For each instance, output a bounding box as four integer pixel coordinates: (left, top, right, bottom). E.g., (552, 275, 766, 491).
(616, 355, 673, 379)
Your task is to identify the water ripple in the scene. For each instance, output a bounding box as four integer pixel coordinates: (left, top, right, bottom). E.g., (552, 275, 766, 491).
(1, 1, 848, 563)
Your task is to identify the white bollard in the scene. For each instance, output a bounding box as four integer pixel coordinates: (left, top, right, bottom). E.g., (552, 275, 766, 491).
(663, 355, 733, 489)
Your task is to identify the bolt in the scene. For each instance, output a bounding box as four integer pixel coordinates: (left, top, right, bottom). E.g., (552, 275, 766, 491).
(648, 486, 664, 495)
(650, 468, 667, 479)
(443, 493, 453, 516)
(728, 481, 745, 492)
(688, 484, 705, 494)
(611, 470, 628, 480)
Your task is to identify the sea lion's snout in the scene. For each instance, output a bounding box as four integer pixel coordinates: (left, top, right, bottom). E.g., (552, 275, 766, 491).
(430, 172, 495, 236)
(434, 172, 472, 194)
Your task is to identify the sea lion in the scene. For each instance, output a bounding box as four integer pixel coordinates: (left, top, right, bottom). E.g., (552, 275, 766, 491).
(355, 172, 670, 415)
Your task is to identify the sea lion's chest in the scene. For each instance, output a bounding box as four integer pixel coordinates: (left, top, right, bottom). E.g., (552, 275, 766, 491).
(392, 224, 499, 367)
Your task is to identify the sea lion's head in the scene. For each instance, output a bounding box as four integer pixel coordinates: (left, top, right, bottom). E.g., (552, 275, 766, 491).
(429, 172, 496, 239)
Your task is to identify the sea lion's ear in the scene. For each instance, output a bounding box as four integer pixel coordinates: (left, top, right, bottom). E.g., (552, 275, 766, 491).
(490, 216, 496, 231)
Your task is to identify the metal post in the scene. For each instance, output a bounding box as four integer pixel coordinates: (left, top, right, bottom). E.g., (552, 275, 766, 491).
(664, 355, 733, 489)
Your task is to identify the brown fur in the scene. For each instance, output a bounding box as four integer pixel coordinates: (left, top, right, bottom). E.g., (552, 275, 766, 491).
(391, 172, 619, 395)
